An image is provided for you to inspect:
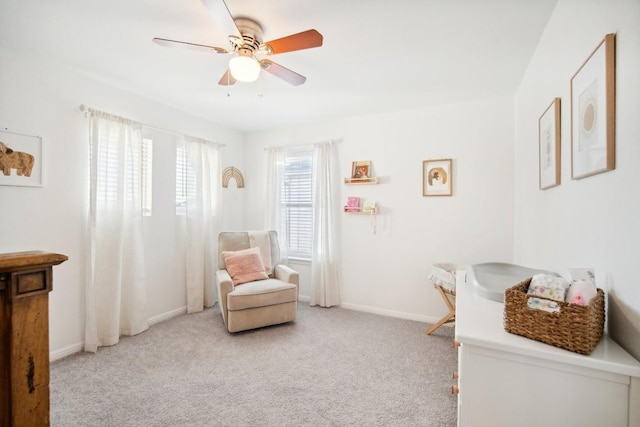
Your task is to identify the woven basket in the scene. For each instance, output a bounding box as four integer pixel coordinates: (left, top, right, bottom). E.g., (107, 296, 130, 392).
(504, 278, 605, 355)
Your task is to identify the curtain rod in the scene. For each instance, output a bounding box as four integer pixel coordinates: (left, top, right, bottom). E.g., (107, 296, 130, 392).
(264, 139, 342, 151)
(79, 104, 225, 147)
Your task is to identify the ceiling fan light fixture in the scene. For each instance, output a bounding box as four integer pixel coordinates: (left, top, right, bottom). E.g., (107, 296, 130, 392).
(229, 55, 261, 83)
(153, 9, 322, 87)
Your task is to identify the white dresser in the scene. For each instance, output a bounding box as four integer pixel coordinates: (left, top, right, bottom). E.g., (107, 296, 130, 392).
(454, 270, 640, 427)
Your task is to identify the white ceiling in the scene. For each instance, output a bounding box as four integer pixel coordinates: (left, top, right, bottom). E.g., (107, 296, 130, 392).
(0, 0, 558, 133)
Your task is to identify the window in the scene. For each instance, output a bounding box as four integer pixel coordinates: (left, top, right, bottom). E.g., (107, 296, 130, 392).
(94, 135, 151, 216)
(282, 150, 313, 260)
(175, 143, 196, 215)
(141, 138, 153, 216)
(93, 137, 126, 205)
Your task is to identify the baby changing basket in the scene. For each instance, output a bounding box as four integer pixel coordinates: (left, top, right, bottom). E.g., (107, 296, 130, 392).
(503, 278, 605, 355)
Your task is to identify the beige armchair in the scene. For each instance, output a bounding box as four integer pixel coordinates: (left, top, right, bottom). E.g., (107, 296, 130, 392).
(216, 231, 299, 333)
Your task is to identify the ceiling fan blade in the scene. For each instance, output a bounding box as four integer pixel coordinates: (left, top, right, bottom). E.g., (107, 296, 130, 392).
(260, 59, 306, 86)
(153, 37, 228, 54)
(261, 29, 323, 55)
(218, 69, 236, 86)
(201, 0, 240, 36)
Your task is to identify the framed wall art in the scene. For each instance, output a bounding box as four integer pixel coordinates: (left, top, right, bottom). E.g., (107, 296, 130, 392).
(423, 158, 452, 197)
(351, 160, 371, 179)
(570, 33, 616, 180)
(538, 98, 561, 190)
(0, 128, 43, 187)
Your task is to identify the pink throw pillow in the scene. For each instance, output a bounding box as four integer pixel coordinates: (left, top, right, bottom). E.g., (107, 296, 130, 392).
(222, 247, 269, 285)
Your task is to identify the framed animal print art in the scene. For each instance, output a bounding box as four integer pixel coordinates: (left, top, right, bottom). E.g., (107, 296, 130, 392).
(0, 128, 43, 187)
(423, 158, 452, 197)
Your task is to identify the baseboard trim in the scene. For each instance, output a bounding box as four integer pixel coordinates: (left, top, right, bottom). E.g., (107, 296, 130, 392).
(299, 296, 447, 326)
(50, 306, 189, 362)
(338, 302, 445, 325)
(149, 306, 187, 326)
(50, 342, 85, 362)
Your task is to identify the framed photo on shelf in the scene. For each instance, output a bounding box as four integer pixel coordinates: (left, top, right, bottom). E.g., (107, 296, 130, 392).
(0, 128, 43, 187)
(423, 158, 452, 197)
(538, 98, 561, 190)
(351, 160, 371, 179)
(570, 33, 616, 180)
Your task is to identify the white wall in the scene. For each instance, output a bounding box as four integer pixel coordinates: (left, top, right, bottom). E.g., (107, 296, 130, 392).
(242, 97, 516, 322)
(0, 46, 245, 359)
(514, 0, 640, 359)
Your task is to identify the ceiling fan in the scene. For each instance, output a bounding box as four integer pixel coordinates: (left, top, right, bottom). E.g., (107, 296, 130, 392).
(152, 0, 323, 86)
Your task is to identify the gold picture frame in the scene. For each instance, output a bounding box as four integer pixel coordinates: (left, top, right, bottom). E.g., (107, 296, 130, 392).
(538, 98, 561, 190)
(423, 159, 452, 197)
(570, 33, 616, 180)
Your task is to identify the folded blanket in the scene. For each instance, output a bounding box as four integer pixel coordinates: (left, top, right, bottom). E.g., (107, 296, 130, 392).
(527, 273, 568, 302)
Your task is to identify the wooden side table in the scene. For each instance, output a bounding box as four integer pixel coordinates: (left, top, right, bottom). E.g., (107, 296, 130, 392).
(0, 251, 68, 426)
(425, 284, 456, 335)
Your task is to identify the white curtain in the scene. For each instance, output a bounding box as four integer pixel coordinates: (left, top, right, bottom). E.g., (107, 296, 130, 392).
(264, 147, 288, 262)
(85, 111, 148, 352)
(310, 141, 342, 307)
(182, 136, 221, 313)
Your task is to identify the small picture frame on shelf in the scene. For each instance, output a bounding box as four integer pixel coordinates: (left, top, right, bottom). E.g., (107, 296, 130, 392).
(423, 159, 452, 197)
(351, 160, 371, 179)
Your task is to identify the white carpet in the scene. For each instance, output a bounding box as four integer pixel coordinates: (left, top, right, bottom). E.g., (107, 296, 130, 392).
(50, 303, 457, 426)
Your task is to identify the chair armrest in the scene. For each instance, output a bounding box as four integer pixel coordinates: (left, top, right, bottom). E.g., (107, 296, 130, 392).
(274, 264, 299, 285)
(215, 269, 234, 327)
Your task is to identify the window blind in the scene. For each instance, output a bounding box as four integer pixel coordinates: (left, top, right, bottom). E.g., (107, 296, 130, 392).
(283, 151, 313, 259)
(141, 138, 153, 216)
(94, 132, 141, 207)
(176, 143, 197, 215)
